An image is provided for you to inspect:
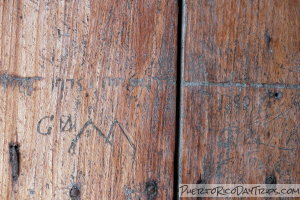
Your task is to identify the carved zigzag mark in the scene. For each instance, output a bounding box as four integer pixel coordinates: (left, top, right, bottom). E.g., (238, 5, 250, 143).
(68, 119, 136, 159)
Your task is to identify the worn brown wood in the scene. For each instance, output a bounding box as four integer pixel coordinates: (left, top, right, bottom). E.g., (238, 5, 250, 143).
(181, 87, 299, 183)
(184, 0, 300, 84)
(181, 0, 300, 194)
(0, 0, 177, 199)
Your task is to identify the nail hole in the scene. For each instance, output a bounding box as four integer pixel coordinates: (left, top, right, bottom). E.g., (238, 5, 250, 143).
(196, 178, 205, 184)
(265, 31, 272, 50)
(265, 175, 277, 184)
(145, 180, 158, 200)
(70, 185, 80, 199)
(9, 143, 20, 182)
(269, 91, 282, 99)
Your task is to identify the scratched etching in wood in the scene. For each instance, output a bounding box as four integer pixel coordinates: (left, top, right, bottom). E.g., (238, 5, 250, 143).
(0, 0, 177, 199)
(181, 0, 300, 199)
(182, 87, 299, 183)
(184, 0, 300, 84)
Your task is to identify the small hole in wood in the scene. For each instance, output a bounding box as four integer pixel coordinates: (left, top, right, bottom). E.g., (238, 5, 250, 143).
(269, 91, 282, 99)
(196, 178, 205, 184)
(145, 180, 158, 200)
(70, 185, 80, 199)
(265, 175, 277, 184)
(9, 143, 20, 182)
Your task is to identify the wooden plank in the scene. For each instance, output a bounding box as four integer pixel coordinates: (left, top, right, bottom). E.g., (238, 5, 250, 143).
(184, 0, 300, 84)
(180, 0, 300, 191)
(181, 86, 299, 184)
(0, 0, 178, 199)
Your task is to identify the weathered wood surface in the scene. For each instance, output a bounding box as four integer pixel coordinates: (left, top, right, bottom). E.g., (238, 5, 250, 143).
(180, 0, 300, 195)
(0, 0, 178, 199)
(184, 0, 299, 84)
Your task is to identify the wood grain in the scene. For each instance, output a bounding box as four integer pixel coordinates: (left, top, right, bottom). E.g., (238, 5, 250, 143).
(184, 0, 300, 84)
(182, 86, 299, 184)
(180, 0, 300, 198)
(0, 0, 178, 199)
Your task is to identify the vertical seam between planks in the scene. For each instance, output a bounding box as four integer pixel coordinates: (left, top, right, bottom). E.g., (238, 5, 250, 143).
(174, 0, 186, 199)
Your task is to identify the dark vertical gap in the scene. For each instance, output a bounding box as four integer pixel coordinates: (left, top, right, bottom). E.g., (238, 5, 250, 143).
(173, 0, 183, 199)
